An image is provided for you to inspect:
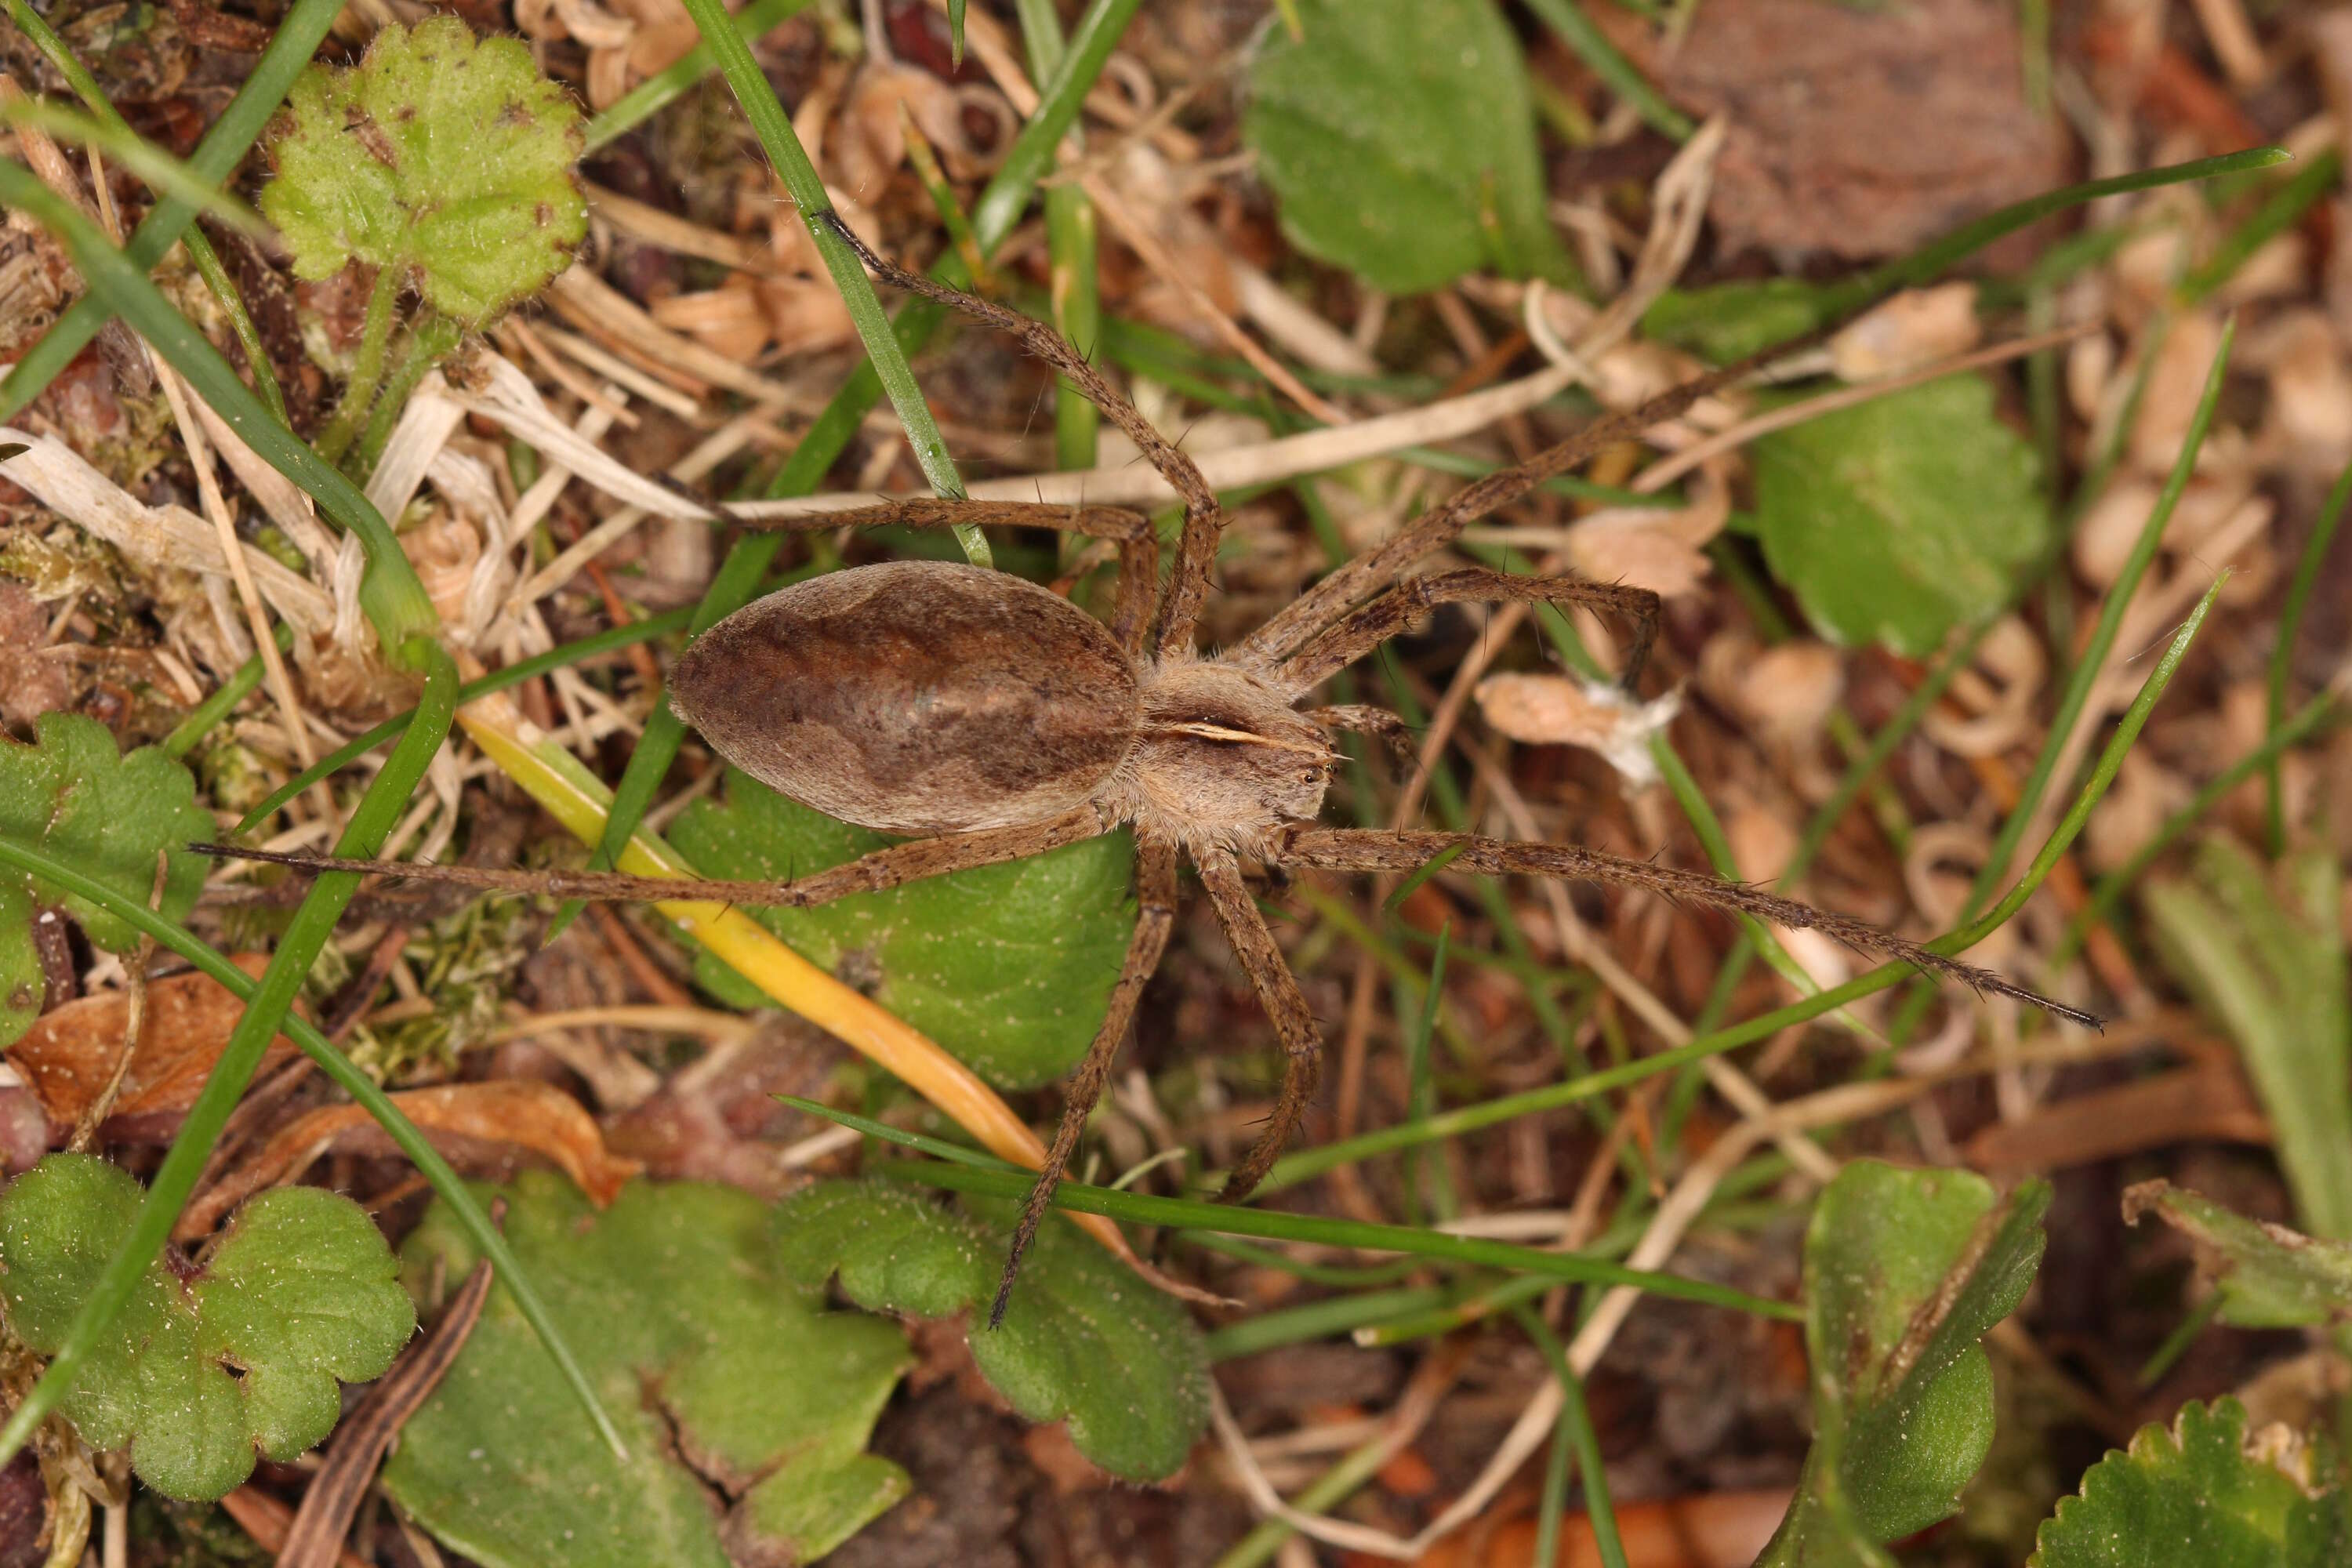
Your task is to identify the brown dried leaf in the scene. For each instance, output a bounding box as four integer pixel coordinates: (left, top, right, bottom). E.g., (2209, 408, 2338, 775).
(1596, 0, 2065, 260)
(1965, 1064, 2267, 1172)
(1697, 633, 1844, 750)
(1473, 671, 1681, 786)
(6, 956, 292, 1127)
(1829, 284, 1984, 381)
(1562, 466, 1732, 597)
(176, 1080, 640, 1240)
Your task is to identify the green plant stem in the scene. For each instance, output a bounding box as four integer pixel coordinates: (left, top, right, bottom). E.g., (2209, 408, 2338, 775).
(0, 0, 292, 430)
(1521, 0, 1694, 140)
(671, 0, 978, 552)
(162, 622, 297, 757)
(582, 0, 812, 153)
(870, 1160, 1802, 1319)
(1515, 1305, 1628, 1568)
(576, 0, 1144, 897)
(2266, 456, 2351, 853)
(350, 310, 464, 481)
(0, 816, 623, 1458)
(898, 114, 992, 291)
(1258, 582, 2220, 1190)
(316, 263, 405, 465)
(0, 163, 440, 659)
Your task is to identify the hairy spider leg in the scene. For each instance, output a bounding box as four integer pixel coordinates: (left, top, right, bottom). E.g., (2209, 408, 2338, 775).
(1277, 568, 1664, 696)
(1276, 827, 2102, 1028)
(191, 805, 1115, 909)
(993, 838, 1178, 1327)
(1195, 847, 1329, 1204)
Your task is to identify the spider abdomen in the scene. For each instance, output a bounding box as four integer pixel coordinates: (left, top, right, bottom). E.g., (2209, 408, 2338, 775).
(670, 560, 1142, 834)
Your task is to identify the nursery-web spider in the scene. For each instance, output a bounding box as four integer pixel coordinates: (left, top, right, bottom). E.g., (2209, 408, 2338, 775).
(206, 213, 2095, 1322)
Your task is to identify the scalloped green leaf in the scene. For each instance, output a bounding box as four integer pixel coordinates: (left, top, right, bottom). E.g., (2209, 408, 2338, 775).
(0, 1153, 413, 1501)
(0, 713, 214, 1047)
(259, 16, 586, 324)
(379, 1173, 911, 1568)
(2031, 1399, 2349, 1567)
(2125, 1181, 2352, 1330)
(772, 1178, 1210, 1482)
(1243, 0, 1570, 294)
(1759, 1163, 2050, 1566)
(669, 769, 1135, 1089)
(1751, 373, 2051, 657)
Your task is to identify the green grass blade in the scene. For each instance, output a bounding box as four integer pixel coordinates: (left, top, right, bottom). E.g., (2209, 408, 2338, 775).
(163, 622, 295, 758)
(2057, 692, 2342, 969)
(774, 1094, 1022, 1171)
(0, 100, 263, 234)
(1521, 0, 1693, 141)
(1954, 317, 2234, 928)
(2266, 455, 2351, 851)
(0, 164, 438, 660)
(671, 0, 982, 563)
(1015, 0, 1103, 471)
(8, 1, 293, 436)
(0, 808, 626, 1461)
(0, 0, 329, 426)
(1515, 1305, 1629, 1568)
(869, 1159, 1802, 1320)
(2176, 150, 2341, 309)
(0, 650, 471, 1474)
(583, 0, 811, 153)
(1830, 147, 2289, 313)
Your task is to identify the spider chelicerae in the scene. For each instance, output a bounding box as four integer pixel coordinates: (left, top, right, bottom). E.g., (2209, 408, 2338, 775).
(208, 213, 2094, 1320)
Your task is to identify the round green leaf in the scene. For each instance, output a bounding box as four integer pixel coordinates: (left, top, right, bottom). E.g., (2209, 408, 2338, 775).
(1751, 373, 2050, 657)
(1244, 0, 1571, 294)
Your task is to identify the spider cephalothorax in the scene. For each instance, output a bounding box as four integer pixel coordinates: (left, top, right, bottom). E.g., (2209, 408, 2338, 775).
(201, 215, 2097, 1322)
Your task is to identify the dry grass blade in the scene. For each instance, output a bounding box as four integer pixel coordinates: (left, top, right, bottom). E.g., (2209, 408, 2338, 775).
(275, 1256, 496, 1568)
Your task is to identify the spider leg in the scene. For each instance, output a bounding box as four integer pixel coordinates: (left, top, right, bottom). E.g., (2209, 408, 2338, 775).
(739, 498, 1158, 658)
(1276, 827, 2101, 1028)
(1277, 568, 1661, 696)
(992, 838, 1178, 1327)
(811, 211, 1224, 662)
(1232, 335, 1823, 674)
(191, 806, 1113, 911)
(1196, 847, 1326, 1203)
(1304, 705, 1418, 764)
